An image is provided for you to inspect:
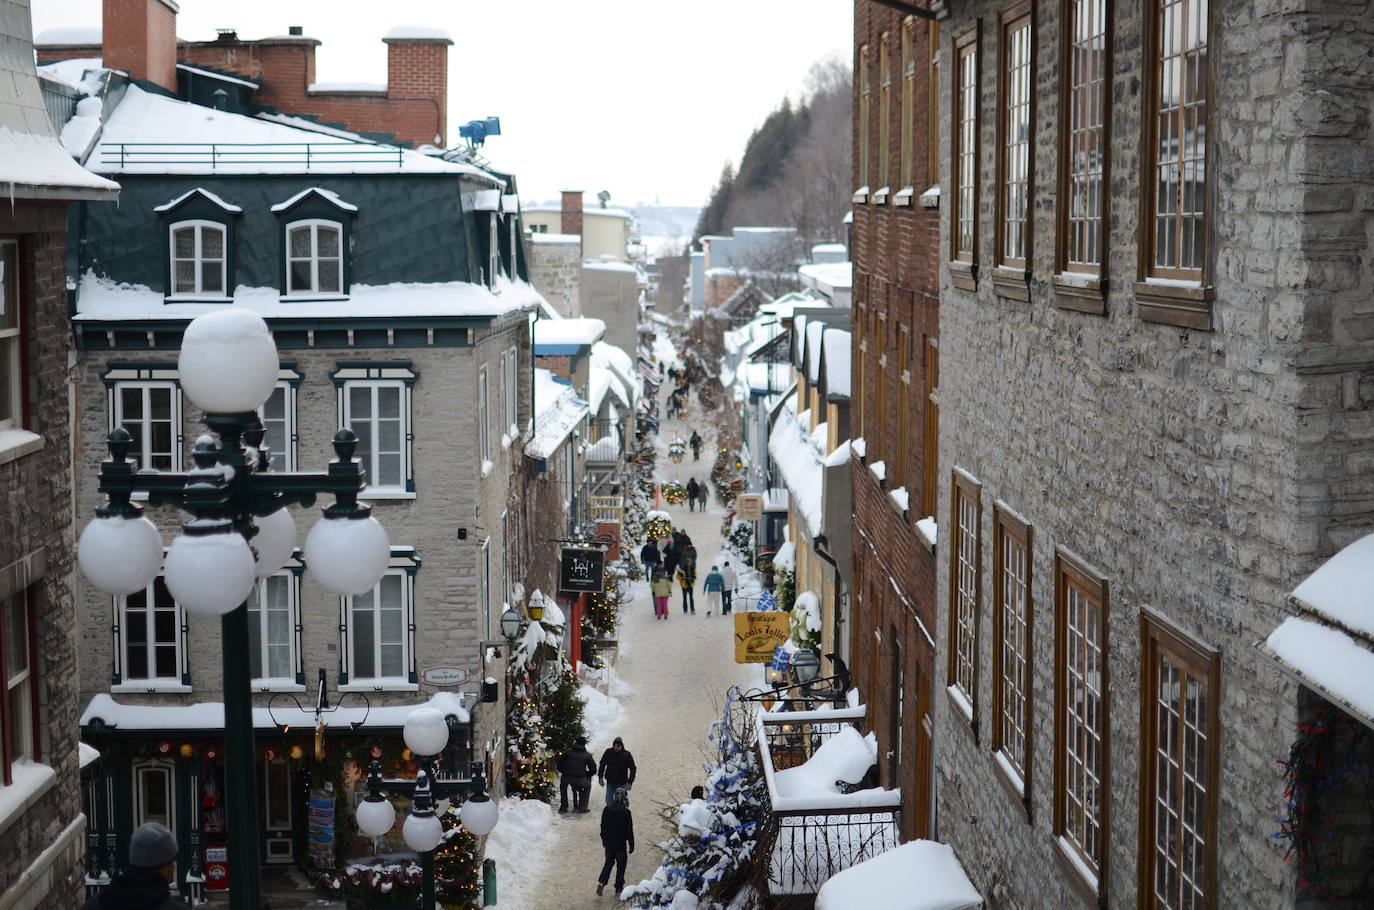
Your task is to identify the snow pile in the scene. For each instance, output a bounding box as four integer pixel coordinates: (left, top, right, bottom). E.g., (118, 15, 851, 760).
(868, 460, 886, 481)
(534, 316, 606, 347)
(806, 321, 827, 384)
(61, 96, 104, 157)
(383, 25, 453, 40)
(482, 797, 557, 910)
(579, 683, 625, 745)
(1266, 618, 1374, 721)
(678, 797, 713, 837)
(814, 840, 983, 910)
(1289, 532, 1374, 637)
(773, 726, 877, 800)
(773, 541, 796, 571)
(890, 487, 910, 513)
(793, 591, 823, 634)
(647, 510, 673, 522)
(0, 126, 120, 193)
(851, 437, 866, 458)
(823, 440, 852, 467)
(823, 329, 852, 398)
(916, 516, 938, 546)
(38, 58, 105, 95)
(768, 395, 826, 537)
(527, 369, 590, 459)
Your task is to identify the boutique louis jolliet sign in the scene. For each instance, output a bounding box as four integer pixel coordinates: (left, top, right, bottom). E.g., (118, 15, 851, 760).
(559, 547, 605, 595)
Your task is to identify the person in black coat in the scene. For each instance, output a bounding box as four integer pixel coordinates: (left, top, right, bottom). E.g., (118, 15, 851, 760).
(596, 787, 635, 896)
(660, 541, 680, 579)
(597, 736, 637, 806)
(639, 540, 660, 577)
(685, 478, 701, 512)
(83, 822, 191, 910)
(558, 737, 598, 813)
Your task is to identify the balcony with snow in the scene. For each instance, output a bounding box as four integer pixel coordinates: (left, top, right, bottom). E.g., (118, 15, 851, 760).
(752, 701, 902, 906)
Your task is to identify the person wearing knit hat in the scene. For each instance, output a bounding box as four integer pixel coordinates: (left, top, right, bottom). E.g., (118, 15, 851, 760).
(82, 822, 191, 909)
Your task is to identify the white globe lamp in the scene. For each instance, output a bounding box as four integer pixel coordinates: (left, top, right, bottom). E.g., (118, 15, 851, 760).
(178, 309, 279, 414)
(303, 514, 390, 595)
(355, 794, 397, 838)
(78, 513, 163, 596)
(459, 791, 499, 837)
(403, 708, 450, 758)
(252, 508, 296, 577)
(403, 810, 445, 853)
(163, 528, 257, 617)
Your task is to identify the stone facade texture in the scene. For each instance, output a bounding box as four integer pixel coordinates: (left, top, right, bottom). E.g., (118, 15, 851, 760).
(528, 236, 581, 317)
(930, 0, 1374, 906)
(0, 205, 87, 909)
(849, 0, 943, 843)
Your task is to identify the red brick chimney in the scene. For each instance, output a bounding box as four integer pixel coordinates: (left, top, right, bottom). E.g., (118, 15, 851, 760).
(102, 0, 178, 92)
(383, 29, 453, 146)
(561, 190, 584, 236)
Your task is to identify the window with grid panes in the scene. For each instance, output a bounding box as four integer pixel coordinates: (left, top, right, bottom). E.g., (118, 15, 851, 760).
(873, 316, 887, 463)
(1061, 0, 1110, 274)
(169, 221, 227, 297)
(901, 23, 916, 188)
(859, 46, 872, 193)
(247, 573, 299, 685)
(895, 326, 910, 491)
(478, 367, 491, 463)
(347, 572, 409, 683)
(948, 471, 981, 726)
(119, 578, 183, 684)
(952, 29, 980, 263)
(0, 241, 21, 432)
(998, 8, 1033, 269)
(879, 37, 892, 193)
(285, 220, 343, 295)
(1140, 613, 1219, 909)
(1149, 0, 1209, 278)
(922, 338, 939, 516)
(928, 21, 942, 186)
(114, 383, 179, 472)
(993, 506, 1032, 798)
(2, 590, 37, 779)
(1054, 550, 1109, 891)
(344, 381, 405, 490)
(258, 383, 295, 471)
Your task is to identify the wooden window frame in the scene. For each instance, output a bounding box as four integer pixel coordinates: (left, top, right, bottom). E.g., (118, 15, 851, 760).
(873, 314, 888, 465)
(993, 4, 1036, 301)
(1055, 0, 1113, 312)
(857, 45, 872, 200)
(901, 21, 917, 191)
(878, 35, 893, 200)
(927, 21, 942, 189)
(921, 338, 939, 517)
(950, 24, 981, 289)
(854, 301, 866, 444)
(1135, 0, 1216, 329)
(1053, 548, 1110, 902)
(1138, 611, 1221, 910)
(0, 239, 24, 433)
(992, 504, 1033, 818)
(895, 326, 911, 492)
(891, 628, 906, 780)
(946, 469, 981, 739)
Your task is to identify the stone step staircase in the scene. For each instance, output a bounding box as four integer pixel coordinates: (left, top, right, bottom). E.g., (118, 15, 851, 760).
(202, 866, 344, 909)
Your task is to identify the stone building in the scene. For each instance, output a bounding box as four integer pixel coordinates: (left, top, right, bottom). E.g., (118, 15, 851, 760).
(928, 0, 1374, 906)
(0, 2, 119, 907)
(848, 0, 943, 843)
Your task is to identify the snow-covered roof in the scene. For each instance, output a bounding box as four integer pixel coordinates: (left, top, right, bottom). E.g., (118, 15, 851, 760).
(80, 690, 470, 731)
(530, 232, 581, 245)
(760, 291, 827, 319)
(823, 329, 852, 398)
(79, 741, 101, 769)
(153, 186, 243, 214)
(534, 317, 606, 348)
(383, 26, 453, 41)
(176, 63, 259, 89)
(525, 205, 634, 221)
(270, 186, 358, 213)
(34, 26, 101, 45)
(582, 259, 637, 274)
(0, 127, 120, 198)
(815, 841, 983, 910)
(591, 342, 636, 410)
(799, 261, 853, 291)
(1261, 532, 1374, 729)
(527, 369, 589, 459)
(73, 272, 545, 321)
(769, 393, 825, 537)
(88, 86, 501, 182)
(806, 320, 826, 384)
(586, 431, 621, 463)
(37, 58, 105, 94)
(735, 361, 791, 395)
(308, 82, 386, 94)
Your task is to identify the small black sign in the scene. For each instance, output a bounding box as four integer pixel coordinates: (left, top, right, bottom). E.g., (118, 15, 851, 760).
(559, 547, 605, 595)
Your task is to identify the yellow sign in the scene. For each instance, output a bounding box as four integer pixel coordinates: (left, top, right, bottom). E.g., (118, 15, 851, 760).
(733, 612, 790, 663)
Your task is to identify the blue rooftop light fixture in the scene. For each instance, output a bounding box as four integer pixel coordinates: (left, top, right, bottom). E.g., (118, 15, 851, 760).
(459, 116, 503, 149)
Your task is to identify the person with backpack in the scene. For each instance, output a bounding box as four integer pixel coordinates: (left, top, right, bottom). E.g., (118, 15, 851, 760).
(640, 539, 661, 577)
(596, 787, 635, 897)
(720, 561, 738, 615)
(677, 561, 697, 614)
(702, 564, 725, 617)
(558, 736, 597, 813)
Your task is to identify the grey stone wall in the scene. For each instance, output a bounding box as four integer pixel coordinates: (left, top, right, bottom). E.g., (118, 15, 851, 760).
(931, 0, 1373, 907)
(580, 264, 639, 354)
(527, 236, 581, 317)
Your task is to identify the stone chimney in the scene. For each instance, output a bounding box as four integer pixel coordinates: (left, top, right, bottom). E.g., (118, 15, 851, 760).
(102, 0, 178, 92)
(561, 190, 584, 236)
(383, 29, 453, 146)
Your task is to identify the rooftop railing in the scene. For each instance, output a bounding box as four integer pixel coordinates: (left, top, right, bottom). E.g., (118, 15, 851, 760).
(97, 142, 406, 169)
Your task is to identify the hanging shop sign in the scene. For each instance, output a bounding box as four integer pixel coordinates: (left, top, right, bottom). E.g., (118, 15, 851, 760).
(734, 612, 791, 664)
(421, 666, 470, 687)
(734, 494, 764, 521)
(559, 547, 606, 595)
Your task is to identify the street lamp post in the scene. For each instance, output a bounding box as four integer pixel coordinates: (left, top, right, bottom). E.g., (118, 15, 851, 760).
(356, 709, 501, 907)
(78, 309, 392, 910)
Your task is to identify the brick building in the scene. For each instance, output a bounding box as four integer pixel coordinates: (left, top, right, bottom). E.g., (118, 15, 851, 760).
(36, 0, 452, 148)
(0, 3, 119, 907)
(928, 0, 1374, 906)
(848, 0, 943, 842)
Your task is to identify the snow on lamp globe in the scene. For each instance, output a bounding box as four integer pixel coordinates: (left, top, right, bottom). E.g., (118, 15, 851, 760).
(77, 507, 163, 596)
(177, 308, 279, 414)
(403, 708, 450, 758)
(355, 760, 398, 838)
(251, 507, 296, 577)
(163, 521, 258, 618)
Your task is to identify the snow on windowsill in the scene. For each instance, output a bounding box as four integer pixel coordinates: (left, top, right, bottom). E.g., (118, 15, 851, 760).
(946, 684, 973, 722)
(850, 437, 866, 459)
(481, 459, 494, 478)
(915, 516, 937, 549)
(110, 682, 193, 694)
(868, 459, 886, 482)
(993, 749, 1026, 798)
(0, 429, 43, 467)
(252, 681, 306, 693)
(0, 762, 57, 836)
(338, 680, 420, 693)
(358, 490, 417, 501)
(1056, 835, 1100, 895)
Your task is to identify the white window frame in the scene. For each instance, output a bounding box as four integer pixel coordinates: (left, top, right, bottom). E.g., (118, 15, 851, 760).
(114, 577, 189, 691)
(478, 366, 491, 463)
(481, 537, 493, 641)
(340, 568, 415, 690)
(0, 241, 21, 432)
(258, 378, 299, 472)
(168, 220, 228, 298)
(285, 219, 344, 296)
(488, 213, 500, 288)
(247, 572, 302, 690)
(342, 380, 409, 494)
(112, 381, 183, 472)
(502, 346, 518, 434)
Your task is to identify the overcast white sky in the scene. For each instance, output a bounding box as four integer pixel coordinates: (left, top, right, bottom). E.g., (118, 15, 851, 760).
(30, 0, 852, 208)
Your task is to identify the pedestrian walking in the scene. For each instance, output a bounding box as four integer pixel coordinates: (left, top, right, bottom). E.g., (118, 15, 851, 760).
(661, 540, 680, 579)
(702, 564, 724, 616)
(558, 737, 597, 813)
(596, 787, 635, 897)
(597, 737, 637, 806)
(720, 561, 737, 615)
(640, 540, 660, 577)
(650, 571, 673, 619)
(696, 483, 710, 511)
(685, 478, 701, 512)
(689, 430, 703, 460)
(84, 822, 191, 910)
(677, 562, 696, 614)
(682, 540, 698, 569)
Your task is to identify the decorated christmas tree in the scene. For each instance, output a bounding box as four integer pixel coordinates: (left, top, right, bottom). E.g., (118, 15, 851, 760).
(540, 657, 588, 759)
(505, 665, 556, 801)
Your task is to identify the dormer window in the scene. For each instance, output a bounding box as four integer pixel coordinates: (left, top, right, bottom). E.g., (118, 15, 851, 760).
(170, 221, 226, 297)
(286, 220, 343, 295)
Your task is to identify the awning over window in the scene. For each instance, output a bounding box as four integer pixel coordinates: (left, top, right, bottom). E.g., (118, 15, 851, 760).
(1259, 533, 1374, 731)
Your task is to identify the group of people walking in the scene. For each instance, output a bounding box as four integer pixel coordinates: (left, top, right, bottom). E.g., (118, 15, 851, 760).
(683, 476, 709, 511)
(556, 736, 639, 896)
(641, 532, 738, 618)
